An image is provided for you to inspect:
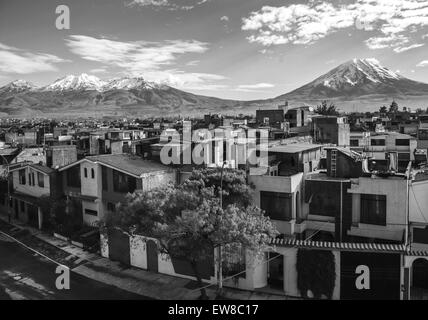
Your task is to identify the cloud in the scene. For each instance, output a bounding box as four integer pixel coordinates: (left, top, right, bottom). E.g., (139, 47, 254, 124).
(234, 83, 275, 92)
(242, 0, 428, 50)
(66, 35, 225, 90)
(0, 42, 68, 74)
(90, 68, 108, 74)
(145, 70, 227, 90)
(417, 60, 428, 67)
(126, 0, 209, 11)
(220, 16, 229, 22)
(66, 35, 208, 73)
(186, 60, 200, 66)
(237, 83, 274, 89)
(393, 43, 425, 53)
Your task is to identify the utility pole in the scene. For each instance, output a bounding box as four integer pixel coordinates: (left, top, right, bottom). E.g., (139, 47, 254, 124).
(217, 160, 227, 297)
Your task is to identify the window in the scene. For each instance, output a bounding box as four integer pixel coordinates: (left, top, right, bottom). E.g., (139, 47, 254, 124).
(396, 139, 410, 146)
(66, 166, 81, 188)
(37, 172, 44, 188)
(91, 168, 95, 179)
(84, 209, 98, 216)
(413, 227, 428, 244)
(360, 194, 386, 226)
(84, 167, 88, 178)
(20, 201, 25, 213)
(260, 191, 292, 221)
(107, 202, 116, 212)
(19, 169, 26, 185)
(350, 139, 359, 147)
(102, 166, 108, 191)
(371, 139, 385, 146)
(113, 170, 137, 193)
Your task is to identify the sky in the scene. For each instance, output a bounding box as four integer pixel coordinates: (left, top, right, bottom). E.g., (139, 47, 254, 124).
(1, 0, 428, 100)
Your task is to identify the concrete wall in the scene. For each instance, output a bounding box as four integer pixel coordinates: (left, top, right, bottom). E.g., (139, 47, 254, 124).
(348, 177, 407, 241)
(12, 168, 50, 198)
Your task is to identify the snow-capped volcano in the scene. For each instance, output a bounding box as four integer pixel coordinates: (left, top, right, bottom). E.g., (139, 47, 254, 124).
(42, 74, 107, 91)
(277, 58, 428, 99)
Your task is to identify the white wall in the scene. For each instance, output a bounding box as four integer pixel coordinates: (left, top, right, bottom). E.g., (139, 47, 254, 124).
(13, 168, 50, 198)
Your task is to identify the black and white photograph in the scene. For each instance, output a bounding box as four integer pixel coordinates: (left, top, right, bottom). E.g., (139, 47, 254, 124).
(1, 0, 428, 309)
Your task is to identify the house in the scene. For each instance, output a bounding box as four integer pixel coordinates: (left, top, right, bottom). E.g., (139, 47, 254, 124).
(58, 154, 177, 226)
(8, 163, 59, 229)
(312, 116, 350, 147)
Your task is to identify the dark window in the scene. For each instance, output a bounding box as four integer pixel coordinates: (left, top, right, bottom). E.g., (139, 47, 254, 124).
(84, 209, 98, 216)
(396, 139, 410, 146)
(414, 227, 428, 244)
(350, 139, 359, 147)
(66, 166, 81, 188)
(418, 130, 428, 140)
(20, 201, 25, 213)
(102, 166, 108, 191)
(113, 170, 136, 193)
(107, 202, 116, 212)
(37, 172, 44, 188)
(19, 169, 26, 185)
(260, 191, 292, 221)
(398, 153, 410, 161)
(360, 194, 386, 226)
(371, 139, 386, 146)
(84, 167, 88, 178)
(91, 168, 95, 179)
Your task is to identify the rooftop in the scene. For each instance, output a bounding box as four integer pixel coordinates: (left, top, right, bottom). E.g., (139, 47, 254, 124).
(86, 154, 172, 177)
(269, 143, 322, 154)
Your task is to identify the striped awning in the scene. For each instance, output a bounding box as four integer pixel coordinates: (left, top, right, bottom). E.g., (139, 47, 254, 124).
(269, 238, 407, 254)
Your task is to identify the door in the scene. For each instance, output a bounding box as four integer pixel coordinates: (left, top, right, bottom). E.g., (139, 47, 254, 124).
(108, 228, 130, 265)
(147, 240, 158, 273)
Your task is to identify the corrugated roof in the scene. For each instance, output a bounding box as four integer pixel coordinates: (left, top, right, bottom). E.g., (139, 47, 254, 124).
(270, 238, 407, 253)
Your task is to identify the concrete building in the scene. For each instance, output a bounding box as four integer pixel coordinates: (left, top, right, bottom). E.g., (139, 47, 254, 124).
(59, 154, 176, 226)
(312, 116, 350, 147)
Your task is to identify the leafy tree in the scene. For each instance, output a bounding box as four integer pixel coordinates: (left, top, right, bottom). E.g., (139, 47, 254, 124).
(316, 101, 339, 116)
(379, 106, 387, 114)
(389, 100, 399, 113)
(105, 168, 278, 299)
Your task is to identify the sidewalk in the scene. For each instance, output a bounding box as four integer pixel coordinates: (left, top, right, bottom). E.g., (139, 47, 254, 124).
(0, 215, 290, 300)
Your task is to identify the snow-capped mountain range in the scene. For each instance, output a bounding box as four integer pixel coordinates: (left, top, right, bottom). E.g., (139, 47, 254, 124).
(1, 58, 428, 117)
(2, 74, 165, 93)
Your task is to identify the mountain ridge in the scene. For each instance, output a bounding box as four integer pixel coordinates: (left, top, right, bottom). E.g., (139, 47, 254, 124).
(1, 58, 428, 117)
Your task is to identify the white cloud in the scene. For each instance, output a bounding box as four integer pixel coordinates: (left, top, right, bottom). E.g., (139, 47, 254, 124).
(242, 0, 428, 50)
(220, 16, 229, 22)
(0, 42, 68, 74)
(66, 35, 208, 74)
(237, 83, 274, 90)
(393, 43, 425, 53)
(186, 60, 200, 66)
(126, 0, 209, 11)
(417, 60, 428, 67)
(90, 68, 108, 74)
(66, 35, 225, 90)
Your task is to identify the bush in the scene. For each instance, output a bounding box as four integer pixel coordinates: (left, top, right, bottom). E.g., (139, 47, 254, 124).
(296, 249, 336, 299)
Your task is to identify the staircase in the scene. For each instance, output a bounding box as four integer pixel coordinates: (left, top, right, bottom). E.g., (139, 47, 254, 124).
(331, 149, 337, 177)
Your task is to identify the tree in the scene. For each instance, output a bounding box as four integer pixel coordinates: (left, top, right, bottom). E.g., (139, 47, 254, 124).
(389, 100, 399, 113)
(316, 101, 339, 116)
(379, 106, 387, 114)
(105, 168, 278, 299)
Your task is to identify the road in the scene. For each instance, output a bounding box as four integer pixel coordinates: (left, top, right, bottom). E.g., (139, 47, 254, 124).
(0, 233, 150, 300)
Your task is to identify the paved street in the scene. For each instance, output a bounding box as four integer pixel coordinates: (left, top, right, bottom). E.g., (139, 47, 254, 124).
(0, 236, 150, 300)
